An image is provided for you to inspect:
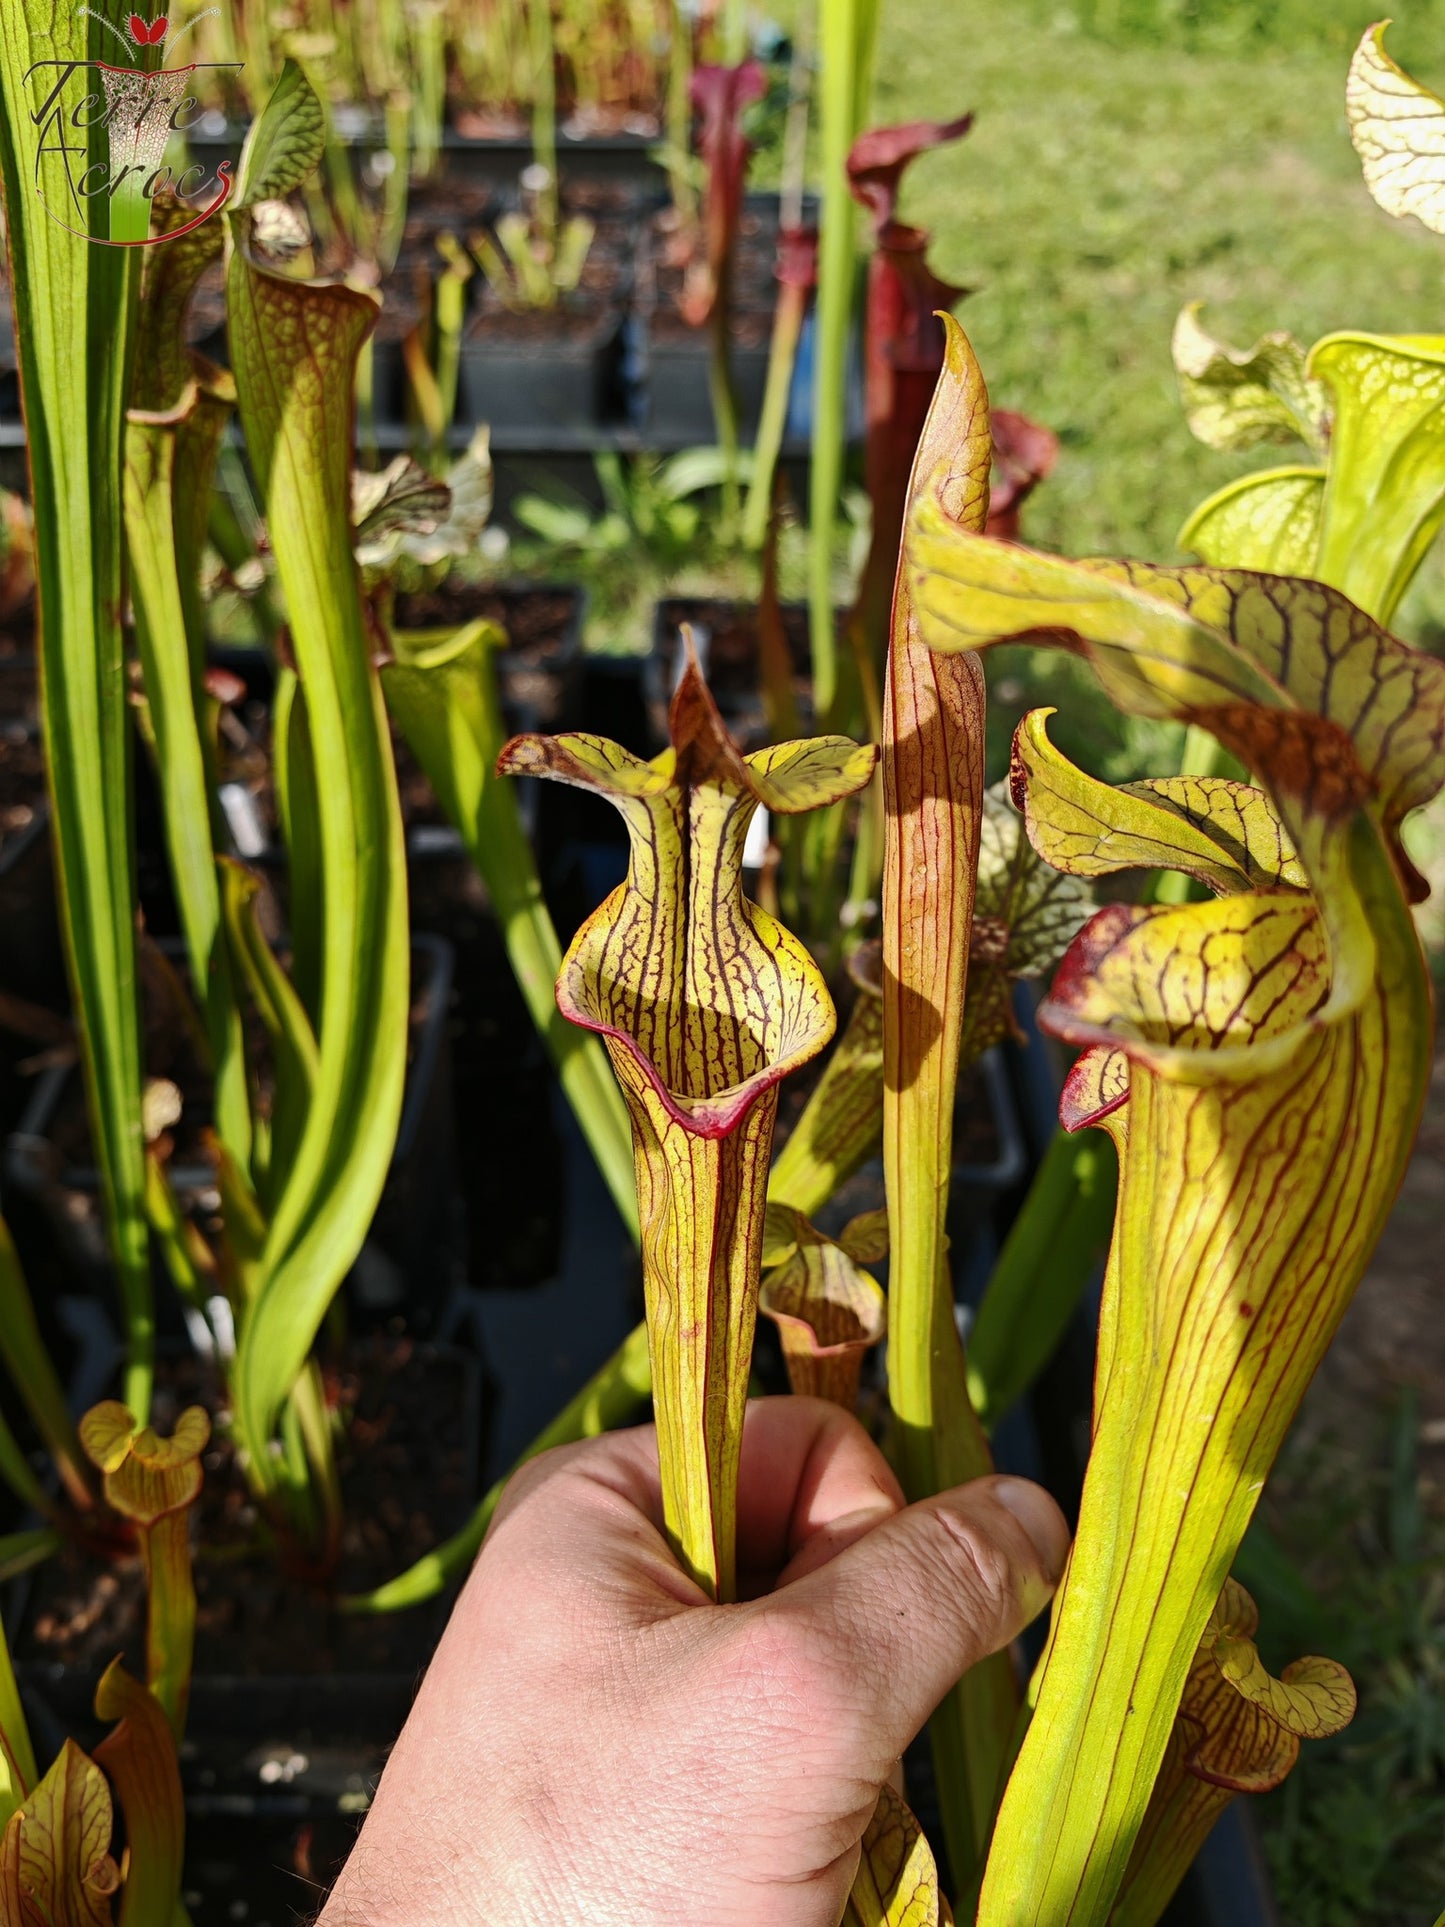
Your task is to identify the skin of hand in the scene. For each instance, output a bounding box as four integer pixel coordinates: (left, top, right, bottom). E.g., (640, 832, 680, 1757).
(321, 1396, 1069, 1927)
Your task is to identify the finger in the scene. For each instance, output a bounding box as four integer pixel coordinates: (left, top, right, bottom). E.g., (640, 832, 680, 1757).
(490, 1406, 904, 1606)
(755, 1474, 1069, 1774)
(735, 1398, 903, 1589)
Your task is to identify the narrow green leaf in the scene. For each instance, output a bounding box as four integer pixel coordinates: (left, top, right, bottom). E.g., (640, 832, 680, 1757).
(126, 224, 250, 1175)
(966, 1124, 1117, 1433)
(0, 1610, 35, 1828)
(226, 212, 410, 1486)
(0, 1531, 62, 1586)
(0, 1214, 91, 1509)
(0, 0, 151, 1417)
(218, 859, 318, 1218)
(271, 665, 324, 1026)
(809, 0, 879, 717)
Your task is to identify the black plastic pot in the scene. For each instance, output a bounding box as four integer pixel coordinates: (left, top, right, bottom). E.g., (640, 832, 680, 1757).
(442, 123, 667, 195)
(460, 306, 640, 436)
(182, 113, 667, 196)
(632, 192, 819, 448)
(640, 311, 773, 445)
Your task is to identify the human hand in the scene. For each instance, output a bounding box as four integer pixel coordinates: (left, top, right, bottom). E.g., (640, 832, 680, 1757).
(321, 1397, 1069, 1927)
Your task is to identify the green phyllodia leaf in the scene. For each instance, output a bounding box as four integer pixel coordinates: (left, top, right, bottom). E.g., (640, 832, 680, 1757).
(965, 1123, 1118, 1433)
(226, 151, 410, 1491)
(902, 348, 1444, 1926)
(91, 1661, 185, 1927)
(0, 0, 151, 1415)
(0, 1216, 92, 1512)
(217, 859, 318, 1221)
(1171, 303, 1327, 456)
(0, 1740, 118, 1927)
(499, 657, 874, 1600)
(1347, 22, 1445, 235)
(234, 57, 327, 209)
(0, 1608, 36, 1829)
(126, 208, 250, 1176)
(842, 1782, 951, 1927)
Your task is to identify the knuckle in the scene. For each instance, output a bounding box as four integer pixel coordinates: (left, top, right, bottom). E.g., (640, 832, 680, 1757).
(923, 1500, 1024, 1634)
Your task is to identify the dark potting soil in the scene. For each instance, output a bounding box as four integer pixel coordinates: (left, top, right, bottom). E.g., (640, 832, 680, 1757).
(20, 1335, 476, 1681)
(395, 179, 497, 272)
(641, 201, 782, 321)
(392, 583, 580, 729)
(651, 596, 815, 751)
(469, 194, 634, 326)
(393, 580, 575, 657)
(0, 723, 44, 865)
(184, 1815, 360, 1927)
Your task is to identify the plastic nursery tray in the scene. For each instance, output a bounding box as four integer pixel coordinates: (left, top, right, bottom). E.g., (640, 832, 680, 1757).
(3, 935, 459, 1334)
(180, 112, 668, 193)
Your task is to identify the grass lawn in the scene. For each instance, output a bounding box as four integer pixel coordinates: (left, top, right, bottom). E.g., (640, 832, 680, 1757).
(870, 4, 1445, 567)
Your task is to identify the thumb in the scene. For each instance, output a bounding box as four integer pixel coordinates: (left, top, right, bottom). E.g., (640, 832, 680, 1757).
(759, 1474, 1068, 1774)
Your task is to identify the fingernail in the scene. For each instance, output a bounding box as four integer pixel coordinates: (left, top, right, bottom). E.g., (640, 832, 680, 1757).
(990, 1477, 1070, 1584)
